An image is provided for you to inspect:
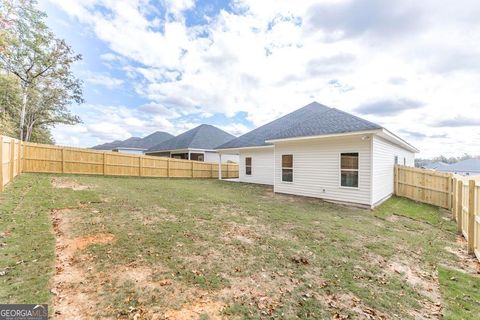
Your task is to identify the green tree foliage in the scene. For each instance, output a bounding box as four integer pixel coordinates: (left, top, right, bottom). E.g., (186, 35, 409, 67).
(0, 0, 83, 142)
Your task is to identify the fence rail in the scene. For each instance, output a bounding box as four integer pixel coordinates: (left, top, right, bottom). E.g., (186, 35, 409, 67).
(0, 135, 239, 191)
(395, 165, 480, 262)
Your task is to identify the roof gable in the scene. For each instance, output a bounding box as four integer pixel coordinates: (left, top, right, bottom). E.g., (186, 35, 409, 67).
(147, 124, 236, 152)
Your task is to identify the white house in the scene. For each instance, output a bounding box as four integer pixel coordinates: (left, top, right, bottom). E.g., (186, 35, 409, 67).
(145, 124, 239, 163)
(216, 102, 418, 208)
(112, 147, 147, 154)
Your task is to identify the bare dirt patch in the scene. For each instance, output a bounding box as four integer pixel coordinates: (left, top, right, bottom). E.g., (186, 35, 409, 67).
(443, 236, 480, 274)
(324, 292, 389, 320)
(164, 300, 224, 320)
(51, 177, 91, 191)
(361, 251, 443, 319)
(385, 215, 400, 223)
(222, 223, 262, 245)
(220, 271, 301, 316)
(50, 208, 115, 319)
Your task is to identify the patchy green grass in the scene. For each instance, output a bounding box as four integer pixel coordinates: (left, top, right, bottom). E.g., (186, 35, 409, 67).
(0, 174, 100, 304)
(374, 196, 449, 226)
(439, 266, 480, 320)
(0, 173, 479, 319)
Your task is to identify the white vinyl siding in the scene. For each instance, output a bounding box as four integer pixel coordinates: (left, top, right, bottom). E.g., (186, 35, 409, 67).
(205, 151, 239, 163)
(372, 136, 415, 206)
(273, 136, 372, 206)
(239, 148, 274, 185)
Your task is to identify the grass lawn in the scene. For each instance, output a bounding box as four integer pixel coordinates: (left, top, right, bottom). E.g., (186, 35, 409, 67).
(1, 173, 479, 319)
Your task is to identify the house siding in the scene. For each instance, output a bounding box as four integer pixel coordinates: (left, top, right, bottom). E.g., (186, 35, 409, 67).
(372, 136, 415, 205)
(239, 148, 274, 185)
(205, 152, 239, 164)
(273, 136, 372, 206)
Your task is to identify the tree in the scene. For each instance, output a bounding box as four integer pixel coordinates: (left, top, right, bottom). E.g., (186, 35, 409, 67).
(0, 74, 20, 136)
(0, 0, 83, 141)
(24, 75, 81, 141)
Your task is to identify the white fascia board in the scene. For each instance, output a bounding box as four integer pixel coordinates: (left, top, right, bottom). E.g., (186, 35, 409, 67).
(377, 129, 420, 153)
(264, 130, 381, 144)
(216, 145, 274, 153)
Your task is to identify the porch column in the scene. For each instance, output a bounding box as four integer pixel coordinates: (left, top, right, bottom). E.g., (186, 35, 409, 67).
(218, 153, 222, 180)
(188, 151, 191, 160)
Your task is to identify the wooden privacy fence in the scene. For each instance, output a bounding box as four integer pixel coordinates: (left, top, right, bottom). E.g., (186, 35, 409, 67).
(0, 134, 239, 190)
(0, 136, 22, 192)
(452, 176, 480, 258)
(395, 165, 480, 261)
(394, 165, 453, 209)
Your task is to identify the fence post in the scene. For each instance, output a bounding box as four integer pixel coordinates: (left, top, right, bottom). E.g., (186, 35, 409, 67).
(447, 175, 452, 211)
(9, 139, 14, 182)
(457, 180, 463, 234)
(468, 180, 476, 255)
(139, 156, 143, 177)
(0, 136, 3, 192)
(452, 177, 457, 220)
(191, 161, 194, 178)
(167, 158, 170, 177)
(17, 141, 21, 174)
(394, 165, 398, 195)
(103, 152, 106, 176)
(61, 148, 65, 173)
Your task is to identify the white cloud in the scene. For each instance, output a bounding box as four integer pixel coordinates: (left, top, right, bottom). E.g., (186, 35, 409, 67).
(47, 0, 480, 157)
(84, 72, 124, 89)
(52, 103, 178, 147)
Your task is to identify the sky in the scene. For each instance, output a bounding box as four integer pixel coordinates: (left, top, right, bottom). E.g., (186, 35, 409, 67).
(37, 0, 480, 158)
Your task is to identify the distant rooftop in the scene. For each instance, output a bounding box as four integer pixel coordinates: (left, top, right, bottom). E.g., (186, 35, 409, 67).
(92, 131, 174, 150)
(146, 124, 235, 153)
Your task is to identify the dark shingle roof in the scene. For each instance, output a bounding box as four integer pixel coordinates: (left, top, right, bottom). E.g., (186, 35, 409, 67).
(437, 159, 480, 173)
(92, 131, 174, 150)
(134, 131, 174, 149)
(422, 162, 448, 170)
(217, 102, 382, 149)
(146, 124, 236, 152)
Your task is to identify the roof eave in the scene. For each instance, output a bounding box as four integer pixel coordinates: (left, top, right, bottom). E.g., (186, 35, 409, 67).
(377, 129, 420, 153)
(216, 145, 274, 152)
(264, 129, 382, 144)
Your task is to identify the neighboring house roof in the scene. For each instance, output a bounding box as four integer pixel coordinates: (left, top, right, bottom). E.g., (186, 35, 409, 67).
(134, 131, 175, 149)
(217, 102, 383, 149)
(146, 124, 236, 153)
(437, 159, 480, 174)
(92, 131, 174, 150)
(422, 161, 449, 170)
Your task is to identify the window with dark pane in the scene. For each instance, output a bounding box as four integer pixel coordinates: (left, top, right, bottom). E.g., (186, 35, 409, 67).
(340, 153, 359, 188)
(245, 157, 252, 175)
(282, 154, 293, 182)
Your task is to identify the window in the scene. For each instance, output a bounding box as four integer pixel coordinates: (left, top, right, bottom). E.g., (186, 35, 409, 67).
(403, 157, 406, 166)
(341, 153, 359, 188)
(394, 156, 399, 165)
(282, 154, 293, 182)
(245, 157, 252, 175)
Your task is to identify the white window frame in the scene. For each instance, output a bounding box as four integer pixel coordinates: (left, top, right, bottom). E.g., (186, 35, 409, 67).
(245, 157, 252, 176)
(281, 154, 293, 183)
(339, 152, 360, 189)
